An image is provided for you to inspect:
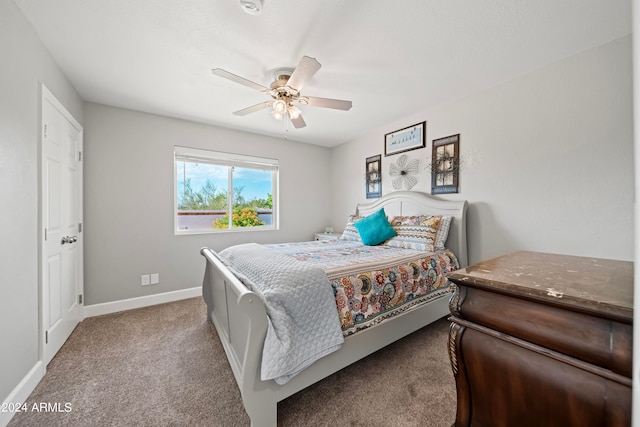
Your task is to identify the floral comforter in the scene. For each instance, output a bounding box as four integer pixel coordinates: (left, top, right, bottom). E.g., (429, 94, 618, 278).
(265, 240, 459, 336)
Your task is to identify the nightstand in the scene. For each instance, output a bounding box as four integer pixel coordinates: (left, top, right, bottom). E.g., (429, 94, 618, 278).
(314, 232, 340, 241)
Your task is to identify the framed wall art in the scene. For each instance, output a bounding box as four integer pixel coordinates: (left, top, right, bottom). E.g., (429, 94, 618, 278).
(384, 121, 426, 156)
(365, 154, 382, 199)
(431, 134, 460, 194)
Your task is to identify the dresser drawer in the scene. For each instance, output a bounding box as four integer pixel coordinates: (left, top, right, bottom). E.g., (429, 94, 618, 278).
(451, 285, 632, 377)
(450, 324, 631, 427)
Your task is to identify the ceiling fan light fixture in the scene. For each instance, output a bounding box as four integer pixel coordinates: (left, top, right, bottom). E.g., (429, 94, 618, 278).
(287, 105, 301, 120)
(271, 100, 286, 120)
(240, 0, 264, 15)
(272, 99, 287, 115)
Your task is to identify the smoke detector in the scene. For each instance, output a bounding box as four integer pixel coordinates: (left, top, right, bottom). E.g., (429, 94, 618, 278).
(240, 0, 264, 15)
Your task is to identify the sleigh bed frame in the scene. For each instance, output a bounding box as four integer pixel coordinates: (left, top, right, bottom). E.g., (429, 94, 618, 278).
(200, 191, 468, 427)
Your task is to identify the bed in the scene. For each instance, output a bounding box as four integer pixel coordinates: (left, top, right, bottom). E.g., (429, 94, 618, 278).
(200, 191, 468, 426)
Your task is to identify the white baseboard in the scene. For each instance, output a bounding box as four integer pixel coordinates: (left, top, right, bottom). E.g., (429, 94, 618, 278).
(0, 361, 45, 427)
(83, 286, 202, 318)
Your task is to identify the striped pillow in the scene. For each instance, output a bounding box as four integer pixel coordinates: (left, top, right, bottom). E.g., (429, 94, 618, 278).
(385, 215, 442, 252)
(339, 215, 363, 241)
(435, 216, 452, 250)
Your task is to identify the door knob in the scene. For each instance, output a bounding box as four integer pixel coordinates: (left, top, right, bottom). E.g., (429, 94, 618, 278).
(61, 236, 78, 245)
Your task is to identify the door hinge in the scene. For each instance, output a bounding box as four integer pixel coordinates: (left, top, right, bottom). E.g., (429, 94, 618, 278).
(44, 228, 47, 241)
(78, 223, 82, 233)
(78, 295, 83, 305)
(78, 151, 82, 161)
(45, 331, 48, 344)
(44, 124, 48, 139)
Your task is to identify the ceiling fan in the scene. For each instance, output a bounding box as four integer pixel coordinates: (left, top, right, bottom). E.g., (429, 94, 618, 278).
(211, 56, 352, 129)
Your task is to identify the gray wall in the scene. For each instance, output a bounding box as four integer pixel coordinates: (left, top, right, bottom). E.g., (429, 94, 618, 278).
(0, 0, 84, 405)
(83, 103, 332, 304)
(331, 35, 633, 265)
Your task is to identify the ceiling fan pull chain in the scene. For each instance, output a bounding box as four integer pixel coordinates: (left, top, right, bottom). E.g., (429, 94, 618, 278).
(283, 113, 289, 140)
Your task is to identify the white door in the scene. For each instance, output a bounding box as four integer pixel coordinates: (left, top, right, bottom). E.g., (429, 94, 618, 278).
(41, 85, 83, 365)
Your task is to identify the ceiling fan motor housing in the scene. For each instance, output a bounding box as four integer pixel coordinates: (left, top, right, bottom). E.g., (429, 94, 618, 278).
(270, 74, 300, 105)
(270, 75, 292, 90)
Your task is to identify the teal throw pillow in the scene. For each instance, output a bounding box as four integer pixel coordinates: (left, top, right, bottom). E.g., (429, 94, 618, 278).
(354, 208, 397, 245)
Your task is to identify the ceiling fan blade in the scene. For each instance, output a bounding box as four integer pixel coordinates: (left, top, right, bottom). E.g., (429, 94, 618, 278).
(211, 68, 269, 92)
(286, 56, 321, 91)
(233, 101, 272, 116)
(303, 96, 352, 111)
(290, 114, 307, 129)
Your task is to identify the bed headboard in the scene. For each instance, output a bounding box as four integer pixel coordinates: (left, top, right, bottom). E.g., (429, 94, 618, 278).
(356, 191, 468, 268)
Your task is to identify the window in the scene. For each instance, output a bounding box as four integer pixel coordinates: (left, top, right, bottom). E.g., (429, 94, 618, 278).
(174, 146, 278, 234)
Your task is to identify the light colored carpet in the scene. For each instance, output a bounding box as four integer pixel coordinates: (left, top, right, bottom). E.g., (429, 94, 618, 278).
(8, 297, 456, 427)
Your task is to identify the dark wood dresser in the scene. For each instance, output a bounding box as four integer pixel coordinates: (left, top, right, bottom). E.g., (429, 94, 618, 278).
(447, 251, 633, 427)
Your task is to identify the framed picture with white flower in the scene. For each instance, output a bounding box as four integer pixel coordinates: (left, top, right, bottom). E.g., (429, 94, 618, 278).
(365, 154, 382, 199)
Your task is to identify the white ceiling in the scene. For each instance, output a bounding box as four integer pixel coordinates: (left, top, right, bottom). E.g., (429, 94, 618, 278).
(15, 0, 631, 147)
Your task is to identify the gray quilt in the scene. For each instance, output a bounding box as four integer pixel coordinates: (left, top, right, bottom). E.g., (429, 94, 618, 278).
(219, 243, 344, 385)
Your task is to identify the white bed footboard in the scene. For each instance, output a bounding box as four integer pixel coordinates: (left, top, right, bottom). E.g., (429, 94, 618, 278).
(201, 247, 278, 426)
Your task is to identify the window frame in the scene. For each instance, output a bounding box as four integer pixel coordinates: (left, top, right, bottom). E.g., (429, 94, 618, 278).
(174, 146, 279, 235)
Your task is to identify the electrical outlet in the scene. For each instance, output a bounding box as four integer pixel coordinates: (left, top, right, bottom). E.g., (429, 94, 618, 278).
(141, 274, 150, 286)
(150, 273, 159, 285)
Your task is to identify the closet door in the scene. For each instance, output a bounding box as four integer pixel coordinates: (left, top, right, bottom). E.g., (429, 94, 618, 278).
(41, 85, 83, 365)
